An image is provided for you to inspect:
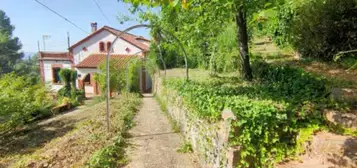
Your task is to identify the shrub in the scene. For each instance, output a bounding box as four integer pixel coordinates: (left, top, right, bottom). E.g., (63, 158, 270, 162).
(86, 92, 141, 167)
(274, 0, 357, 60)
(94, 57, 142, 94)
(165, 62, 331, 167)
(0, 73, 53, 132)
(57, 69, 84, 106)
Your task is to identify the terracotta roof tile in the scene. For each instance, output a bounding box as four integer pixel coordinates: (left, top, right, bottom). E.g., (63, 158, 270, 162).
(104, 26, 150, 51)
(75, 53, 143, 69)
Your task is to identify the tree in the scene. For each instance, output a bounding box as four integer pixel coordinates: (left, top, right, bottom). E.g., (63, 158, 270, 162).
(14, 54, 40, 84)
(0, 10, 24, 75)
(235, 2, 253, 80)
(120, 0, 275, 80)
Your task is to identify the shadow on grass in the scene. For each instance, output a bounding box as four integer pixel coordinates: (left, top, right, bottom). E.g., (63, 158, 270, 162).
(0, 117, 79, 158)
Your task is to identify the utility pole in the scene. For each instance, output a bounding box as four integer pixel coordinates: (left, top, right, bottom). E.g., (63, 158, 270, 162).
(37, 40, 41, 51)
(42, 35, 50, 51)
(67, 32, 70, 49)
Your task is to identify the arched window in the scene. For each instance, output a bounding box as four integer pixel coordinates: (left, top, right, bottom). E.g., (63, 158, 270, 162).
(107, 42, 112, 52)
(99, 42, 105, 52)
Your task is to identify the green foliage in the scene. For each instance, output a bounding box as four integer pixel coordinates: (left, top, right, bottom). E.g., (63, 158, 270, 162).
(127, 58, 141, 92)
(57, 69, 84, 106)
(260, 0, 357, 60)
(94, 57, 142, 94)
(177, 142, 193, 153)
(210, 23, 240, 73)
(86, 92, 141, 168)
(155, 96, 180, 132)
(94, 60, 125, 94)
(86, 136, 127, 168)
(14, 54, 40, 85)
(289, 0, 357, 60)
(165, 62, 333, 167)
(149, 43, 185, 69)
(0, 10, 24, 75)
(0, 73, 53, 132)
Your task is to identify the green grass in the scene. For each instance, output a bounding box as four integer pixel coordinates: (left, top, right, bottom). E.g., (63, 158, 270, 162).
(177, 142, 193, 153)
(155, 96, 180, 133)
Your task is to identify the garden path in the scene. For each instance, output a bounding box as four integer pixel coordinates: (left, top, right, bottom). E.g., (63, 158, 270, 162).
(125, 94, 200, 168)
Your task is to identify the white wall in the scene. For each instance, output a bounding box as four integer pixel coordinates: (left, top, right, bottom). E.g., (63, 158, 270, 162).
(137, 39, 150, 46)
(43, 60, 72, 92)
(75, 68, 99, 94)
(76, 68, 99, 80)
(72, 30, 142, 65)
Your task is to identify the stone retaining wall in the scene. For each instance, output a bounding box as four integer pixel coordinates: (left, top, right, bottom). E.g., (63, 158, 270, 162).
(155, 78, 238, 168)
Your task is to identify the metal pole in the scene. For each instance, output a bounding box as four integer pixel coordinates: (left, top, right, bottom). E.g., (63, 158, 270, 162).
(67, 32, 70, 49)
(42, 36, 46, 51)
(37, 41, 41, 52)
(105, 24, 150, 132)
(126, 51, 143, 92)
(160, 29, 189, 81)
(105, 24, 189, 132)
(157, 44, 167, 77)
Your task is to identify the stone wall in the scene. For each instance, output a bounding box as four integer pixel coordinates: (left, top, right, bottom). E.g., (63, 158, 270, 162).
(155, 78, 238, 168)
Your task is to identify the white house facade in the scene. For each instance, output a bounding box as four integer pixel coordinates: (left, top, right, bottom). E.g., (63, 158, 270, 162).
(39, 23, 151, 95)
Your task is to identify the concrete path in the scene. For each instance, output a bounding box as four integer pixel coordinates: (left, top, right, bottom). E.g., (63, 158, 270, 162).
(125, 94, 200, 168)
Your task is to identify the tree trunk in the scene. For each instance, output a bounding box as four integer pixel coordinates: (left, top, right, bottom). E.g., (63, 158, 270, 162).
(235, 5, 253, 81)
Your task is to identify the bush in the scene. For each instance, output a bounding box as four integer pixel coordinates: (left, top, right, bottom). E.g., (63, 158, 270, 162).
(86, 92, 141, 167)
(165, 62, 331, 167)
(0, 73, 53, 132)
(86, 136, 127, 168)
(57, 69, 84, 106)
(94, 57, 142, 94)
(275, 0, 357, 60)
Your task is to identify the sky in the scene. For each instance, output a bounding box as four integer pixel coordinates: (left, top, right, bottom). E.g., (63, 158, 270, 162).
(1, 0, 151, 53)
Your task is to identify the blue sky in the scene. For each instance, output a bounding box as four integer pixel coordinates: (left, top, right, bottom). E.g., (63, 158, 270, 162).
(1, 0, 151, 53)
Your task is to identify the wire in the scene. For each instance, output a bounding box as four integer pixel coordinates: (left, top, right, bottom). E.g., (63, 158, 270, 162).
(34, 0, 89, 34)
(92, 0, 111, 25)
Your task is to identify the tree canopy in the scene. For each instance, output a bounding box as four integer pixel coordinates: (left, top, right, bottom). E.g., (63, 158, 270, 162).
(0, 10, 23, 75)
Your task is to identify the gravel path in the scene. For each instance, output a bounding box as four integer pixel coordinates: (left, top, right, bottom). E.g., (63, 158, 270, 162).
(125, 95, 200, 168)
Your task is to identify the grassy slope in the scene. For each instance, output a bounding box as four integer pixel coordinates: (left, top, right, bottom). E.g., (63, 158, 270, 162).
(0, 93, 141, 168)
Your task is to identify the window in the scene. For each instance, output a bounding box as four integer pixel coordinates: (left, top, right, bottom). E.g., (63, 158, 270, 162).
(107, 42, 112, 52)
(84, 74, 91, 85)
(52, 67, 61, 84)
(125, 47, 131, 53)
(99, 42, 105, 52)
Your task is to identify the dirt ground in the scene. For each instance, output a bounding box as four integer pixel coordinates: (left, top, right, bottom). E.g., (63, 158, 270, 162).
(0, 98, 102, 168)
(125, 94, 200, 168)
(277, 131, 357, 168)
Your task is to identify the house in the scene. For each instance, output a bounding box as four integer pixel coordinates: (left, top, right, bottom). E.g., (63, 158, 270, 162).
(39, 23, 152, 95)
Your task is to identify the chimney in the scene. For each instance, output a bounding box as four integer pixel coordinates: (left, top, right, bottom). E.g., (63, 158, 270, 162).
(91, 22, 97, 32)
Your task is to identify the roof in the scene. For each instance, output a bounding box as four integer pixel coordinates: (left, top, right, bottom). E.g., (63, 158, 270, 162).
(39, 52, 71, 61)
(75, 53, 143, 69)
(69, 26, 150, 51)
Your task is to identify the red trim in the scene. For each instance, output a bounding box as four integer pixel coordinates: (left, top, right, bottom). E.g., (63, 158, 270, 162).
(99, 42, 105, 52)
(68, 26, 149, 51)
(39, 59, 45, 84)
(51, 64, 63, 84)
(51, 64, 63, 68)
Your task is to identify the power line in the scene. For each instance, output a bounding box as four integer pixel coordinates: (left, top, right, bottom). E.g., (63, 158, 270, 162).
(92, 0, 111, 25)
(33, 0, 89, 34)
